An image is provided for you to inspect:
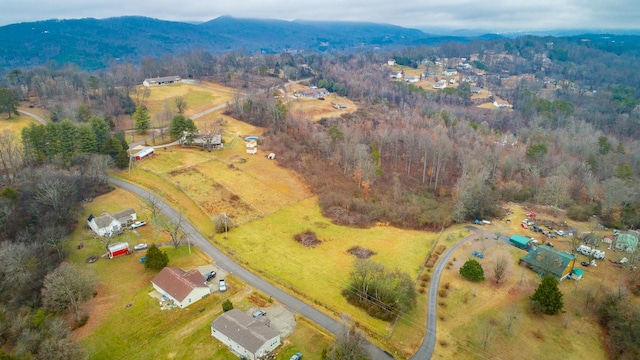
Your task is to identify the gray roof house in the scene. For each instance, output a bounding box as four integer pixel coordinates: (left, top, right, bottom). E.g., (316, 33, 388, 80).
(143, 76, 181, 87)
(87, 209, 137, 237)
(211, 309, 280, 360)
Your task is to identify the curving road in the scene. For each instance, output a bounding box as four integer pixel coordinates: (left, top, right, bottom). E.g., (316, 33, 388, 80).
(109, 177, 393, 360)
(17, 109, 47, 125)
(411, 226, 482, 359)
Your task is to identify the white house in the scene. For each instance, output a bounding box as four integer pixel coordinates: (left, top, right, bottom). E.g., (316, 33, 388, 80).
(433, 80, 447, 89)
(151, 267, 210, 308)
(87, 208, 137, 237)
(442, 69, 458, 76)
(493, 98, 513, 108)
(142, 76, 181, 87)
(210, 309, 281, 360)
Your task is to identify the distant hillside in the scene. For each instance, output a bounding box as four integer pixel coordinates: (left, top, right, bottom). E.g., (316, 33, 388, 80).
(0, 16, 482, 70)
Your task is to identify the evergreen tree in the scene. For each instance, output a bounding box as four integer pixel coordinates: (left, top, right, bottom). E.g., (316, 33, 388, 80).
(459, 259, 485, 282)
(144, 244, 169, 271)
(0, 88, 19, 119)
(77, 124, 98, 154)
(58, 119, 77, 162)
(133, 105, 151, 134)
(530, 275, 564, 315)
(114, 150, 130, 169)
(89, 115, 110, 146)
(222, 299, 234, 312)
(169, 114, 198, 142)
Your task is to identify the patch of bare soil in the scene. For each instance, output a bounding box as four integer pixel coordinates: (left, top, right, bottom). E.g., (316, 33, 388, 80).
(294, 230, 322, 248)
(347, 246, 376, 259)
(324, 206, 372, 228)
(71, 284, 113, 340)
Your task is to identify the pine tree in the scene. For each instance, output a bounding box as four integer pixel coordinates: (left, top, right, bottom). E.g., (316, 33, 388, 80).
(530, 275, 564, 315)
(459, 259, 485, 282)
(144, 244, 169, 271)
(133, 105, 151, 135)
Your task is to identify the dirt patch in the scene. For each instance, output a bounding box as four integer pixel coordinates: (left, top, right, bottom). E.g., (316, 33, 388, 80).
(324, 206, 372, 228)
(249, 294, 269, 307)
(347, 246, 377, 259)
(229, 155, 247, 163)
(294, 230, 322, 248)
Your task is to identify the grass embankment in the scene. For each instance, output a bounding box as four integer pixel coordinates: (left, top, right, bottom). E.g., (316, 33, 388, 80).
(0, 112, 39, 134)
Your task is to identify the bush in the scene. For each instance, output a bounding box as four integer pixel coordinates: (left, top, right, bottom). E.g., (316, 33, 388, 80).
(222, 300, 233, 312)
(459, 259, 485, 282)
(421, 273, 431, 282)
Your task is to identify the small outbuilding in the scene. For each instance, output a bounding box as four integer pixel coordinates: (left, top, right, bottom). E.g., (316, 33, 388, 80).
(108, 242, 131, 259)
(246, 140, 257, 155)
(132, 147, 155, 161)
(509, 234, 531, 249)
(267, 153, 276, 160)
(571, 268, 584, 280)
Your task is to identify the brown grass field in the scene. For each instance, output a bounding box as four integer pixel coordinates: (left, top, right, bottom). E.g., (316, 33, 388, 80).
(0, 112, 39, 135)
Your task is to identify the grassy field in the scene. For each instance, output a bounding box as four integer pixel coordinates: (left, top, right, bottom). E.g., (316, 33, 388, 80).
(0, 112, 39, 135)
(140, 82, 236, 118)
(429, 204, 630, 360)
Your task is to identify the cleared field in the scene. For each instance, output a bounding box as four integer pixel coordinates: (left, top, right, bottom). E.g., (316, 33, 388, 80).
(0, 112, 39, 135)
(223, 196, 435, 338)
(140, 82, 235, 118)
(287, 92, 356, 121)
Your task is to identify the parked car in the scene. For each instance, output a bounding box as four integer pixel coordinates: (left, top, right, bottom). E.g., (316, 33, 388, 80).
(252, 310, 266, 318)
(219, 279, 227, 292)
(205, 271, 216, 281)
(133, 243, 148, 251)
(556, 230, 566, 237)
(474, 220, 482, 225)
(290, 353, 303, 360)
(131, 221, 146, 229)
(581, 261, 590, 267)
(526, 212, 536, 217)
(521, 223, 528, 229)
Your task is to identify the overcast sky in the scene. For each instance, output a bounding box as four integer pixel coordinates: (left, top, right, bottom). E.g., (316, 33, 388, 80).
(1, 0, 639, 32)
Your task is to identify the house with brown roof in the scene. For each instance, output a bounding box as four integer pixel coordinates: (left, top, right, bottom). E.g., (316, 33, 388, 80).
(210, 309, 281, 360)
(87, 208, 137, 237)
(151, 267, 210, 308)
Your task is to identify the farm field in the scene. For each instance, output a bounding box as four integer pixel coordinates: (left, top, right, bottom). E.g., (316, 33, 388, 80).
(140, 82, 236, 119)
(286, 92, 357, 121)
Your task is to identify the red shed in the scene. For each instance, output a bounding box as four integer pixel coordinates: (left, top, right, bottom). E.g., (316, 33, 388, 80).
(108, 242, 131, 259)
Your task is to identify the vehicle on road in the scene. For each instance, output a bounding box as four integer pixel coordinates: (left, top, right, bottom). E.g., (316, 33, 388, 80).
(131, 221, 147, 229)
(252, 310, 266, 318)
(133, 243, 148, 251)
(219, 279, 227, 292)
(290, 353, 303, 360)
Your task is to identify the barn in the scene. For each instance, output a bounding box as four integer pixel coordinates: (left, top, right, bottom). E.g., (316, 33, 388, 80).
(108, 242, 131, 259)
(133, 148, 154, 161)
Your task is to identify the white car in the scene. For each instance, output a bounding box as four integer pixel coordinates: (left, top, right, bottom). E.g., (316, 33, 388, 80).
(134, 243, 148, 251)
(131, 221, 147, 229)
(219, 279, 227, 292)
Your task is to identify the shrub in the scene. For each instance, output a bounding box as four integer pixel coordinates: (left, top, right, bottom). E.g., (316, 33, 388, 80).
(438, 289, 447, 297)
(144, 244, 169, 271)
(421, 273, 431, 282)
(459, 259, 485, 282)
(222, 300, 234, 312)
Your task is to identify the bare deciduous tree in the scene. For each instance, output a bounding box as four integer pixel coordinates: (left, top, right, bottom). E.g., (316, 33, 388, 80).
(42, 262, 96, 322)
(0, 130, 23, 184)
(493, 255, 509, 284)
(163, 214, 185, 249)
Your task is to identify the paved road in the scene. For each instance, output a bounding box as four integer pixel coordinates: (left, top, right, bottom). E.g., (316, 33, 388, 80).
(17, 109, 47, 125)
(411, 226, 482, 359)
(109, 177, 393, 360)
